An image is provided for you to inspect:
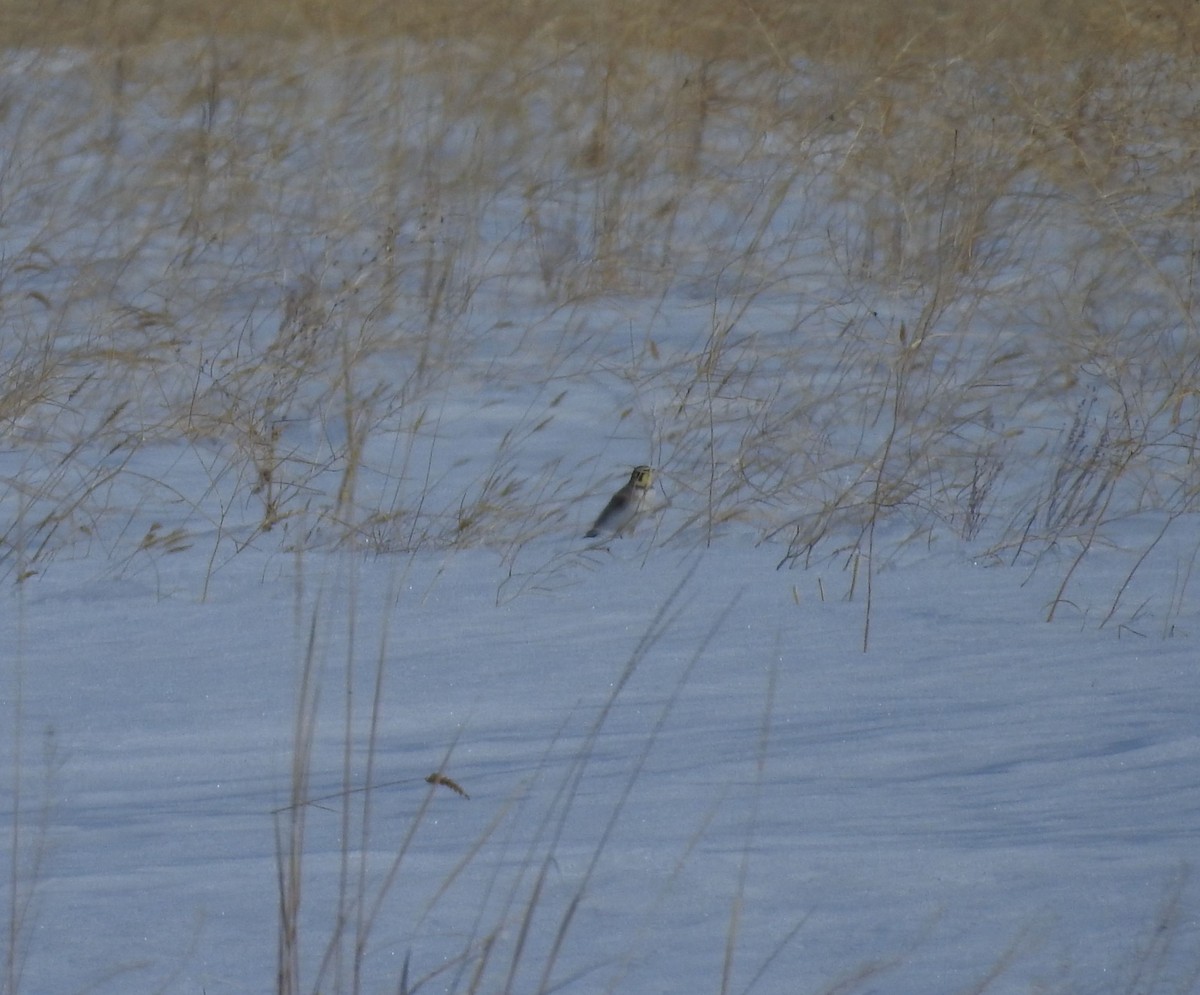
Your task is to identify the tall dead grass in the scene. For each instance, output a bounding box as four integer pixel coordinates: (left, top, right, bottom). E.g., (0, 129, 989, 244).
(0, 0, 1197, 631)
(5, 0, 1198, 62)
(271, 564, 815, 995)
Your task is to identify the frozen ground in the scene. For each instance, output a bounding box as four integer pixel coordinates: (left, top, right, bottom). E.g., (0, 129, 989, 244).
(2, 36, 1199, 995)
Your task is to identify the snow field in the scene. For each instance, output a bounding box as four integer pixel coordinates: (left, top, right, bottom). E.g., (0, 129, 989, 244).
(2, 27, 1199, 995)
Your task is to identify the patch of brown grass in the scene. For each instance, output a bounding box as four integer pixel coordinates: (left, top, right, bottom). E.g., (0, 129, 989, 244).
(5, 0, 1199, 64)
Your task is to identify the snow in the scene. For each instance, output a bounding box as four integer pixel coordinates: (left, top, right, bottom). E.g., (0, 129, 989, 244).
(7, 545, 1198, 994)
(2, 36, 1199, 995)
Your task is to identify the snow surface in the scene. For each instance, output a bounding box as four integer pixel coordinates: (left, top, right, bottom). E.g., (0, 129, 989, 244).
(7, 543, 1199, 994)
(1, 37, 1199, 995)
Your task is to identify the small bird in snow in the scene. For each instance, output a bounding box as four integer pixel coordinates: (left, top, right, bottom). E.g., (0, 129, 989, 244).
(585, 465, 654, 538)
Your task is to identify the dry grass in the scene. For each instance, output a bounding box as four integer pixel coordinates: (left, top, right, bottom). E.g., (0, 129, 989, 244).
(5, 0, 1199, 63)
(269, 565, 811, 995)
(0, 0, 1197, 631)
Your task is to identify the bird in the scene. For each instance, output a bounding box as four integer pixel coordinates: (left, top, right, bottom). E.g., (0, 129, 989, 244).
(585, 465, 654, 538)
